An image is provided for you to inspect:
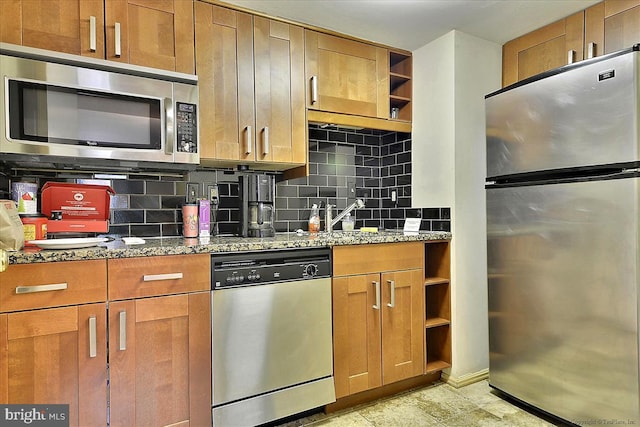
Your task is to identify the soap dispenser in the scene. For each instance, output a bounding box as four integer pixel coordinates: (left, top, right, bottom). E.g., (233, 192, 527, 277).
(308, 204, 320, 233)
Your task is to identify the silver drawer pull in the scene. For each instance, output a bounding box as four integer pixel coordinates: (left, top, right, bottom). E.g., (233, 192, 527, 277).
(15, 283, 68, 294)
(89, 316, 97, 358)
(143, 273, 183, 282)
(119, 311, 127, 351)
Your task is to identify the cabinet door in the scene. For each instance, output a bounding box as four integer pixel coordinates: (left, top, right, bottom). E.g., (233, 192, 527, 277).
(0, 304, 107, 427)
(332, 274, 382, 398)
(502, 11, 584, 87)
(105, 0, 195, 73)
(254, 17, 306, 165)
(109, 292, 211, 427)
(381, 269, 425, 384)
(195, 2, 255, 163)
(305, 30, 388, 118)
(0, 0, 104, 58)
(585, 0, 640, 57)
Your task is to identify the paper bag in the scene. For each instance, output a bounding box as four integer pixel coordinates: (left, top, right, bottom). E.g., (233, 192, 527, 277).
(0, 199, 25, 250)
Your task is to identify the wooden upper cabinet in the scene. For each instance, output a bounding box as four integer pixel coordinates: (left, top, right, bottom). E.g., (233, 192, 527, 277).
(503, 0, 639, 87)
(195, 2, 306, 168)
(105, 0, 195, 73)
(502, 11, 585, 87)
(253, 17, 306, 166)
(585, 0, 640, 57)
(0, 0, 195, 74)
(0, 0, 105, 59)
(305, 30, 389, 119)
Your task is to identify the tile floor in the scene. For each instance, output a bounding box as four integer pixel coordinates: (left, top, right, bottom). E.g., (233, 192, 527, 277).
(276, 380, 569, 427)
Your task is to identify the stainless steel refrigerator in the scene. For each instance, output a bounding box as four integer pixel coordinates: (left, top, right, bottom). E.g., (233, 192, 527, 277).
(486, 45, 639, 425)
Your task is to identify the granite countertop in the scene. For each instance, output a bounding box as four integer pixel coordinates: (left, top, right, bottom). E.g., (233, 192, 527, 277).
(9, 230, 451, 265)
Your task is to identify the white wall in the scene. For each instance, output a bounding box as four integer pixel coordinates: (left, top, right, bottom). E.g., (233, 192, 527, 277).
(412, 30, 502, 383)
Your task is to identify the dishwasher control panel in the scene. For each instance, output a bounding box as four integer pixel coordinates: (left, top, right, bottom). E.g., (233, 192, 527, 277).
(212, 248, 331, 288)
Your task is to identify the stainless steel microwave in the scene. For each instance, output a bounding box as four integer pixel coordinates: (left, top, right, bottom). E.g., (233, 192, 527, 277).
(1, 43, 199, 170)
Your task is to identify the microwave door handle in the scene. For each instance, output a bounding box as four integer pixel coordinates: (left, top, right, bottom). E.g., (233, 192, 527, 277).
(165, 98, 173, 155)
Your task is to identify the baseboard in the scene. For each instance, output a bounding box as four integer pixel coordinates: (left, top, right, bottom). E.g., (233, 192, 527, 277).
(441, 368, 489, 388)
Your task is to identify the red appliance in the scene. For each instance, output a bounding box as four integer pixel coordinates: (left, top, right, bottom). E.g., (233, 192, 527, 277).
(41, 182, 115, 234)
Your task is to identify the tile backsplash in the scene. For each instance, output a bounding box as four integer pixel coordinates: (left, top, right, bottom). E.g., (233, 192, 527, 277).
(2, 125, 450, 237)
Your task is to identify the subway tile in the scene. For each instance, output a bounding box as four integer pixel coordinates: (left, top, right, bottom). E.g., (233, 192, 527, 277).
(422, 208, 441, 219)
(161, 224, 180, 236)
(328, 130, 347, 142)
(319, 187, 337, 198)
(113, 209, 144, 224)
(432, 220, 451, 232)
(317, 163, 337, 176)
(309, 151, 328, 164)
(308, 128, 328, 141)
(146, 210, 176, 223)
(347, 133, 364, 144)
(130, 195, 160, 209)
(161, 195, 184, 209)
(113, 179, 144, 194)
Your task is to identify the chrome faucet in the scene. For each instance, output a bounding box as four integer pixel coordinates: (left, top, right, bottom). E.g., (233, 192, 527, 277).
(325, 199, 365, 232)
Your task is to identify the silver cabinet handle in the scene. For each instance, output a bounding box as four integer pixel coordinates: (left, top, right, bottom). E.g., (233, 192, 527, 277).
(262, 127, 269, 155)
(89, 316, 97, 358)
(114, 22, 121, 57)
(245, 126, 252, 155)
(89, 16, 97, 52)
(387, 280, 395, 308)
(15, 283, 67, 294)
(142, 272, 183, 282)
(587, 42, 596, 59)
(372, 281, 381, 310)
(310, 75, 318, 104)
(119, 311, 126, 351)
(567, 50, 575, 65)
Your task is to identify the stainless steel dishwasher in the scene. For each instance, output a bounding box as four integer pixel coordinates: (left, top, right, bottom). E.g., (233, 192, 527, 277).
(211, 248, 335, 426)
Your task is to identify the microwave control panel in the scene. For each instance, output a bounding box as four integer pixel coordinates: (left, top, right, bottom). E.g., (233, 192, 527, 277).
(176, 102, 198, 153)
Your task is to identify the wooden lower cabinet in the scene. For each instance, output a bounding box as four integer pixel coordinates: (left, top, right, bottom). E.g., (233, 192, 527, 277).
(0, 255, 211, 426)
(0, 304, 108, 426)
(108, 292, 211, 427)
(332, 243, 425, 399)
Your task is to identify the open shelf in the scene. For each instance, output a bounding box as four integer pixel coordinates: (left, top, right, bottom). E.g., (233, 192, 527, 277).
(424, 241, 451, 374)
(425, 324, 451, 373)
(424, 277, 449, 286)
(425, 317, 450, 328)
(389, 50, 412, 122)
(425, 360, 452, 374)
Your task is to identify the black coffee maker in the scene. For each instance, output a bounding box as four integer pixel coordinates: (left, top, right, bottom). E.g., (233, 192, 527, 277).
(238, 174, 276, 237)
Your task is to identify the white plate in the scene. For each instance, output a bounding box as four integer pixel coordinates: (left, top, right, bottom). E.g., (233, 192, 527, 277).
(28, 237, 109, 250)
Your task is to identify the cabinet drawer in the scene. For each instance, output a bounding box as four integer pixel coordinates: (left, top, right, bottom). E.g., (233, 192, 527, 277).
(333, 242, 424, 276)
(108, 254, 210, 300)
(0, 260, 107, 313)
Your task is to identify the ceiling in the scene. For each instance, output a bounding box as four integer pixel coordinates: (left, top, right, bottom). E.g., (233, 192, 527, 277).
(220, 0, 600, 51)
